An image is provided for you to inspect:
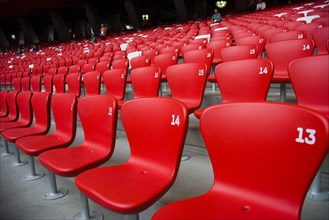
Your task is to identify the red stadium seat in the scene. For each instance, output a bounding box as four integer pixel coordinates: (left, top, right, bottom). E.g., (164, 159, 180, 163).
(16, 93, 77, 182)
(118, 66, 161, 109)
(265, 38, 315, 102)
(66, 72, 82, 97)
(0, 90, 18, 123)
(289, 55, 329, 201)
(312, 27, 329, 55)
(102, 68, 127, 101)
(167, 63, 208, 114)
(269, 30, 306, 43)
(43, 75, 53, 94)
(83, 71, 101, 96)
(130, 55, 150, 69)
(30, 75, 41, 92)
(153, 102, 329, 220)
(38, 95, 118, 201)
(1, 92, 51, 167)
(0, 90, 8, 118)
(53, 74, 66, 94)
(75, 97, 188, 219)
(183, 48, 214, 75)
(21, 77, 30, 91)
(194, 59, 274, 119)
(220, 44, 258, 62)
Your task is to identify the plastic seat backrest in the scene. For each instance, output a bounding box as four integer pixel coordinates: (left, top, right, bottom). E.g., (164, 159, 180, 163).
(31, 75, 41, 92)
(58, 66, 69, 75)
(111, 58, 128, 73)
(12, 78, 21, 91)
(312, 27, 329, 55)
(53, 74, 66, 94)
(293, 23, 322, 40)
(78, 95, 118, 155)
(200, 102, 328, 219)
(95, 61, 110, 74)
(167, 63, 208, 113)
(66, 72, 82, 97)
(154, 53, 178, 80)
(235, 35, 266, 58)
(181, 43, 203, 55)
(0, 90, 8, 117)
(120, 97, 188, 182)
(103, 69, 127, 101)
(159, 46, 179, 57)
(43, 75, 53, 94)
(48, 67, 57, 75)
(82, 63, 95, 74)
(269, 30, 306, 43)
(69, 65, 81, 74)
(130, 55, 150, 69)
(220, 44, 258, 62)
(142, 49, 159, 65)
(84, 71, 101, 96)
(183, 48, 213, 75)
(130, 66, 161, 98)
(289, 55, 329, 117)
(1, 90, 18, 122)
(215, 59, 274, 103)
(266, 38, 315, 78)
(206, 39, 231, 63)
(21, 77, 30, 91)
(50, 93, 77, 145)
(31, 92, 51, 133)
(15, 91, 33, 126)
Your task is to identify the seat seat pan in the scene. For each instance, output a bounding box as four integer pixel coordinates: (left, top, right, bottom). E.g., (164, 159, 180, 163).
(39, 145, 110, 177)
(75, 163, 173, 214)
(1, 127, 46, 142)
(152, 190, 293, 220)
(0, 121, 29, 132)
(16, 134, 71, 156)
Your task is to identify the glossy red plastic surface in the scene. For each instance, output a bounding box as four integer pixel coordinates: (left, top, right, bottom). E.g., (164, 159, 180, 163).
(1, 92, 51, 142)
(0, 90, 18, 123)
(167, 63, 208, 114)
(39, 95, 118, 177)
(153, 102, 329, 220)
(266, 39, 314, 83)
(103, 68, 127, 101)
(0, 91, 32, 132)
(76, 97, 188, 214)
(16, 93, 77, 156)
(289, 55, 329, 117)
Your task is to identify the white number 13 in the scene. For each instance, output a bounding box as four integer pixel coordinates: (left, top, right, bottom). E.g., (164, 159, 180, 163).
(296, 127, 316, 145)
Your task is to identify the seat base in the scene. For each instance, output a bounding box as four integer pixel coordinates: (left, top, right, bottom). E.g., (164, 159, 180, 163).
(10, 160, 28, 167)
(72, 210, 104, 220)
(41, 188, 68, 200)
(1, 151, 13, 156)
(307, 191, 329, 202)
(22, 173, 45, 181)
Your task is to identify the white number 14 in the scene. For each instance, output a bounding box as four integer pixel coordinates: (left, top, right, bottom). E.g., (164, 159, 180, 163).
(171, 115, 180, 126)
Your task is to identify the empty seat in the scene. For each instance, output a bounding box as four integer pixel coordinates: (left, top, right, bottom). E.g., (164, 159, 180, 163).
(43, 75, 53, 94)
(118, 66, 161, 109)
(312, 27, 329, 55)
(167, 63, 208, 114)
(83, 71, 101, 96)
(183, 48, 214, 75)
(102, 68, 127, 101)
(194, 58, 274, 119)
(16, 93, 77, 181)
(0, 90, 8, 118)
(0, 90, 19, 123)
(220, 44, 258, 62)
(75, 97, 188, 219)
(66, 72, 82, 97)
(53, 74, 66, 94)
(269, 30, 306, 43)
(30, 75, 41, 92)
(1, 92, 51, 167)
(289, 54, 329, 201)
(38, 95, 118, 200)
(153, 102, 329, 220)
(130, 55, 150, 69)
(265, 38, 315, 102)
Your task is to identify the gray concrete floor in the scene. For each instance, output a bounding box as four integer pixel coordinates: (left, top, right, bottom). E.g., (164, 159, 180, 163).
(1, 83, 328, 220)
